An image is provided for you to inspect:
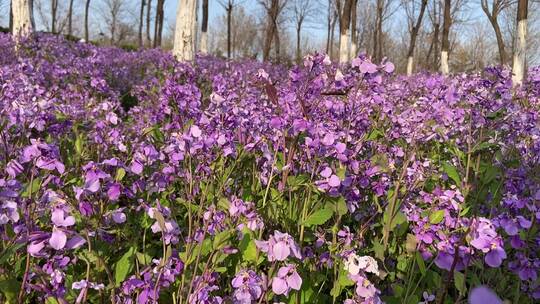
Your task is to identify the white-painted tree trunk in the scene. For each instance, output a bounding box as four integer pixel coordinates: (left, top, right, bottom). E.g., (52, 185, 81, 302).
(200, 32, 208, 55)
(173, 0, 197, 61)
(350, 41, 357, 60)
(406, 56, 414, 76)
(512, 19, 527, 86)
(440, 50, 449, 75)
(12, 0, 33, 36)
(339, 31, 349, 64)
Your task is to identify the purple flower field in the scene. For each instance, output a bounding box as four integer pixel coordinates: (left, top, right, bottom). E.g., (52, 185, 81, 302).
(1, 33, 539, 303)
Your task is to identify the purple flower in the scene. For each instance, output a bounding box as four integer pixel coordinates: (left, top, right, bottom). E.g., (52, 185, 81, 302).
(469, 286, 502, 304)
(255, 231, 301, 261)
(231, 269, 264, 303)
(271, 264, 302, 296)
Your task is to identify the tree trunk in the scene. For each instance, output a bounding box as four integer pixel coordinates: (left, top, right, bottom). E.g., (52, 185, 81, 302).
(146, 0, 152, 46)
(68, 0, 74, 36)
(227, 4, 232, 58)
(512, 0, 528, 86)
(9, 1, 13, 33)
(201, 0, 209, 54)
(440, 0, 451, 75)
(273, 20, 280, 62)
(373, 0, 383, 62)
(329, 7, 337, 60)
(154, 0, 164, 47)
(51, 0, 57, 33)
(173, 0, 197, 61)
(490, 18, 507, 65)
(326, 0, 331, 54)
(406, 0, 428, 75)
(84, 0, 91, 41)
(138, 0, 145, 48)
(12, 0, 34, 36)
(263, 0, 280, 62)
(338, 0, 353, 63)
(350, 0, 357, 60)
(296, 21, 302, 64)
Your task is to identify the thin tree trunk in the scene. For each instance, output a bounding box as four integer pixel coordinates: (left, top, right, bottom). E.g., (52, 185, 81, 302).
(373, 0, 383, 62)
(326, 0, 331, 54)
(339, 0, 353, 63)
(350, 0, 357, 60)
(157, 0, 165, 46)
(9, 1, 13, 33)
(440, 0, 451, 75)
(512, 0, 528, 86)
(146, 0, 152, 46)
(68, 0, 74, 36)
(173, 0, 197, 61)
(51, 0, 57, 33)
(138, 0, 145, 48)
(263, 0, 280, 62)
(490, 18, 507, 65)
(329, 9, 337, 60)
(296, 21, 302, 64)
(12, 0, 34, 36)
(154, 0, 164, 47)
(201, 0, 209, 54)
(84, 0, 91, 41)
(227, 4, 232, 58)
(274, 20, 280, 62)
(406, 0, 428, 75)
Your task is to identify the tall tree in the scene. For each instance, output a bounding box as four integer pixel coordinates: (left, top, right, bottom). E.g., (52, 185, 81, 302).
(512, 0, 528, 85)
(50, 0, 58, 33)
(350, 0, 358, 60)
(217, 0, 238, 59)
(146, 0, 152, 46)
(102, 0, 125, 44)
(67, 0, 74, 36)
(84, 0, 91, 41)
(291, 0, 317, 64)
(373, 0, 383, 62)
(138, 0, 145, 47)
(339, 0, 354, 63)
(260, 0, 287, 62)
(12, 0, 34, 36)
(426, 0, 441, 70)
(153, 0, 164, 47)
(201, 0, 209, 54)
(481, 0, 511, 65)
(173, 0, 197, 61)
(405, 0, 428, 75)
(440, 0, 451, 75)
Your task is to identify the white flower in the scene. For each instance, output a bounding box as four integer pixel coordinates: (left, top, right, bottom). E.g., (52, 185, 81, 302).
(344, 254, 380, 276)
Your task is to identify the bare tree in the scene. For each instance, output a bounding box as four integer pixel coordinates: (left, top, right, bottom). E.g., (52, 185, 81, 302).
(339, 0, 353, 63)
(440, 0, 451, 74)
(12, 0, 34, 36)
(326, 0, 338, 58)
(146, 0, 152, 46)
(138, 0, 145, 47)
(201, 0, 209, 54)
(217, 0, 237, 59)
(260, 0, 287, 62)
(50, 0, 58, 33)
(153, 0, 164, 47)
(101, 0, 125, 44)
(84, 0, 91, 41)
(350, 0, 358, 59)
(173, 0, 197, 60)
(512, 0, 528, 85)
(372, 0, 397, 62)
(481, 0, 512, 65)
(290, 0, 318, 64)
(67, 0, 74, 36)
(404, 0, 428, 75)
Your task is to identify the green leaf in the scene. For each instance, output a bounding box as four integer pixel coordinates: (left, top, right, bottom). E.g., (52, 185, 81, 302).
(21, 177, 41, 198)
(240, 234, 258, 263)
(366, 128, 384, 141)
(136, 252, 152, 266)
(213, 230, 232, 250)
(75, 134, 84, 156)
(442, 162, 461, 186)
(454, 271, 466, 296)
(0, 278, 20, 303)
(115, 168, 126, 181)
(45, 297, 60, 304)
(114, 247, 136, 286)
(415, 252, 426, 275)
(336, 197, 348, 216)
(429, 210, 445, 224)
(303, 207, 333, 227)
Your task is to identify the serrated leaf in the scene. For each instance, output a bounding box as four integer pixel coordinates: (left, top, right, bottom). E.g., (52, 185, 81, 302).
(303, 208, 333, 227)
(114, 247, 135, 286)
(442, 162, 461, 186)
(429, 210, 445, 224)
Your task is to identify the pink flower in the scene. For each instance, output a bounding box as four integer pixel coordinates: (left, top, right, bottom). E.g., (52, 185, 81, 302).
(271, 264, 302, 296)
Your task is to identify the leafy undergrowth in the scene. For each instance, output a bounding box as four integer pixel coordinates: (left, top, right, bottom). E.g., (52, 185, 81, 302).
(1, 33, 539, 304)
